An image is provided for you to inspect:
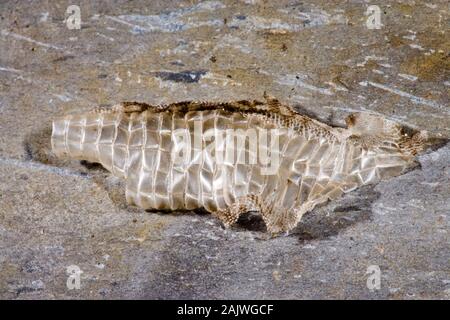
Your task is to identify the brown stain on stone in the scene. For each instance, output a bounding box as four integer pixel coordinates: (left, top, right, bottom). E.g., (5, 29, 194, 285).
(315, 64, 352, 90)
(396, 3, 414, 16)
(135, 220, 166, 243)
(400, 51, 449, 81)
(0, 263, 20, 293)
(342, 6, 363, 26)
(387, 34, 407, 48)
(260, 30, 295, 51)
(317, 64, 353, 90)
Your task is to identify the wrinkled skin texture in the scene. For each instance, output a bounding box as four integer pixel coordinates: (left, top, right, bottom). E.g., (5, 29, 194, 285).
(51, 97, 437, 234)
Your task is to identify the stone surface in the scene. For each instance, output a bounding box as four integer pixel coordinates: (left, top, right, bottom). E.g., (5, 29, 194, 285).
(0, 0, 448, 299)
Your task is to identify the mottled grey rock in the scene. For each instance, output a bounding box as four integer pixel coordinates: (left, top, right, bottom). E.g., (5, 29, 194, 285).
(0, 0, 448, 299)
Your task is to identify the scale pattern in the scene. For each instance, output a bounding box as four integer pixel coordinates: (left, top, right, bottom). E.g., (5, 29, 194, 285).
(51, 98, 430, 233)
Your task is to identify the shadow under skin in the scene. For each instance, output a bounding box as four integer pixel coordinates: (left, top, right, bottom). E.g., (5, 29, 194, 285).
(23, 125, 124, 199)
(227, 184, 379, 240)
(23, 125, 109, 174)
(292, 185, 379, 242)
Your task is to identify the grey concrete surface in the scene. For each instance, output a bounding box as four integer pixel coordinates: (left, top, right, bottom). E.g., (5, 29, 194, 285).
(0, 0, 448, 299)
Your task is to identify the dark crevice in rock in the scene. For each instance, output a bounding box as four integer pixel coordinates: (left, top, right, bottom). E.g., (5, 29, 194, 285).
(79, 160, 108, 172)
(235, 211, 267, 232)
(152, 70, 207, 83)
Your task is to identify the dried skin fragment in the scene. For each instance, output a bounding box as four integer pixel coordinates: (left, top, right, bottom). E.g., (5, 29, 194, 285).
(51, 97, 443, 234)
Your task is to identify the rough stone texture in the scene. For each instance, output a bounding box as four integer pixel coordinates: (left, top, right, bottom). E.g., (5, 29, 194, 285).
(0, 0, 448, 299)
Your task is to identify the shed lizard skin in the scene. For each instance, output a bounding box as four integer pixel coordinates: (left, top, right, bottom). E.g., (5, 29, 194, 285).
(51, 96, 442, 233)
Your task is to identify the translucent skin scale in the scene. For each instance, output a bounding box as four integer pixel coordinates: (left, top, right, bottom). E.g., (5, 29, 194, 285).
(51, 98, 432, 233)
